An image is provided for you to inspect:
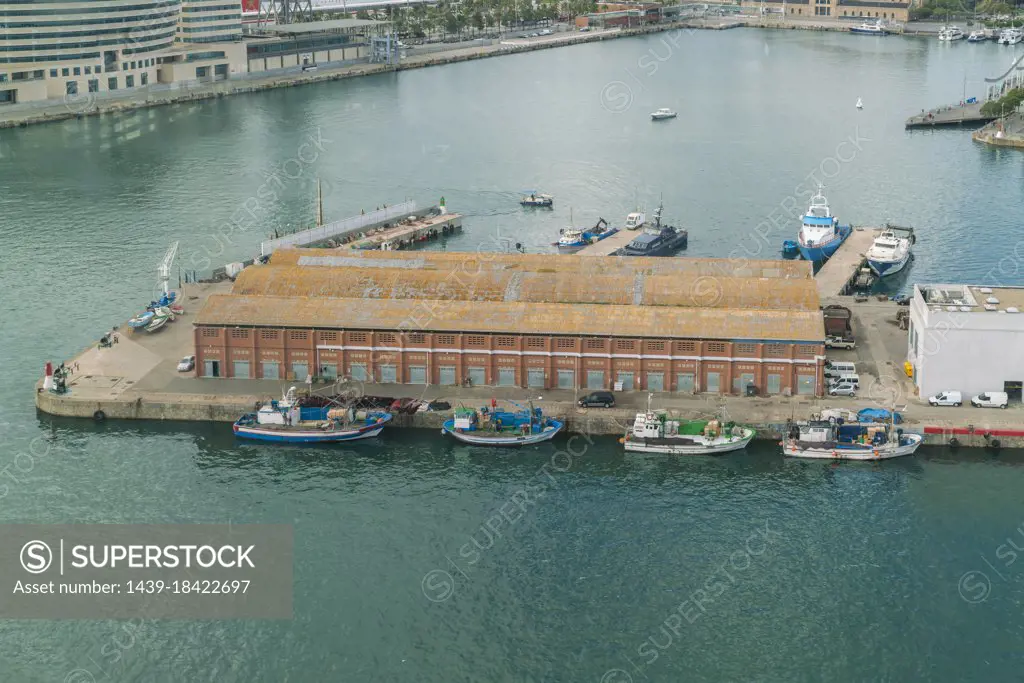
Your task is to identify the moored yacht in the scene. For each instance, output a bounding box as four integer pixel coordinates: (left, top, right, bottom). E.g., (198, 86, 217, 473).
(795, 185, 851, 263)
(967, 30, 988, 43)
(865, 226, 914, 277)
(849, 20, 888, 35)
(938, 26, 965, 41)
(999, 28, 1023, 45)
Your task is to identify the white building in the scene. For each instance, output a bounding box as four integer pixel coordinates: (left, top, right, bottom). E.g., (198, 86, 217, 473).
(908, 283, 1024, 401)
(0, 0, 245, 105)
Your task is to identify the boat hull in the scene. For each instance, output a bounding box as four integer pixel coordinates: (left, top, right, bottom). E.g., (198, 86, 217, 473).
(624, 431, 755, 455)
(849, 27, 887, 35)
(782, 433, 923, 460)
(441, 419, 564, 446)
(621, 233, 688, 257)
(867, 251, 910, 277)
(797, 224, 851, 262)
(232, 414, 391, 443)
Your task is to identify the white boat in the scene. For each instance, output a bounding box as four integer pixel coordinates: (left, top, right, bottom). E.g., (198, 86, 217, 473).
(967, 30, 988, 43)
(856, 97, 863, 109)
(650, 108, 677, 120)
(782, 420, 923, 461)
(623, 407, 755, 455)
(624, 210, 646, 230)
(865, 226, 913, 277)
(938, 26, 965, 41)
(849, 21, 888, 36)
(145, 313, 169, 332)
(520, 191, 553, 207)
(999, 28, 1023, 45)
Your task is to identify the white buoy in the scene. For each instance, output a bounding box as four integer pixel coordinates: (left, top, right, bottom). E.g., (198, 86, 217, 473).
(856, 97, 864, 109)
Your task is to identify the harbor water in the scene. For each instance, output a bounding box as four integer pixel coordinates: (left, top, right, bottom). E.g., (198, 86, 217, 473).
(3, 28, 1024, 681)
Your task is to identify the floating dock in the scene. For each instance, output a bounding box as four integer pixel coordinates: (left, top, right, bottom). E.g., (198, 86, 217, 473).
(905, 101, 997, 129)
(814, 227, 879, 300)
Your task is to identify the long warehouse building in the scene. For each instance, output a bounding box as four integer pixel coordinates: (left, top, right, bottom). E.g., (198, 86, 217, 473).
(193, 249, 828, 396)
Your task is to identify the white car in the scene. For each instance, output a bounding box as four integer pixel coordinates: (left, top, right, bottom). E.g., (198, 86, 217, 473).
(828, 380, 858, 397)
(972, 391, 1009, 409)
(177, 355, 196, 372)
(928, 391, 962, 407)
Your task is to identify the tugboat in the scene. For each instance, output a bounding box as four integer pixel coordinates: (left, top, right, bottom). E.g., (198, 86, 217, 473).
(621, 202, 687, 257)
(520, 191, 554, 207)
(556, 217, 618, 253)
(796, 184, 851, 263)
(622, 396, 755, 455)
(233, 387, 392, 444)
(865, 225, 915, 277)
(441, 402, 564, 447)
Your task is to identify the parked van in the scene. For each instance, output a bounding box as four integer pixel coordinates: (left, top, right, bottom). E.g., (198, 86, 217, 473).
(829, 373, 860, 388)
(971, 391, 1009, 409)
(928, 390, 962, 407)
(824, 361, 856, 379)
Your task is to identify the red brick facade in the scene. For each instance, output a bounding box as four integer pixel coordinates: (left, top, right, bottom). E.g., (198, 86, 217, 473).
(195, 327, 825, 396)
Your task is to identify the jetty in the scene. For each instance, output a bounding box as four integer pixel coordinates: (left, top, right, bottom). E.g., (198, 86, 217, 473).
(814, 227, 878, 299)
(575, 229, 636, 256)
(905, 101, 997, 129)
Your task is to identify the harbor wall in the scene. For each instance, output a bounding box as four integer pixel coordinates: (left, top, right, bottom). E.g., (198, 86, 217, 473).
(36, 386, 1024, 449)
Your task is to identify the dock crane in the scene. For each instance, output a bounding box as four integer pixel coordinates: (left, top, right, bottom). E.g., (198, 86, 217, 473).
(159, 241, 179, 297)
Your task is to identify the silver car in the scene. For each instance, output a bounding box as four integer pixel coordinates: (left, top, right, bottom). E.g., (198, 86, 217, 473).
(828, 380, 857, 397)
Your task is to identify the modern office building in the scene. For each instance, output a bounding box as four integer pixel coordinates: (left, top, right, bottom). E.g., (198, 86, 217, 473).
(0, 0, 244, 105)
(192, 250, 828, 396)
(908, 284, 1024, 402)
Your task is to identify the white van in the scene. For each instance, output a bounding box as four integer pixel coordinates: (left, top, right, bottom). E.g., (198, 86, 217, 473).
(928, 390, 962, 407)
(971, 391, 1009, 409)
(829, 373, 860, 388)
(824, 361, 856, 379)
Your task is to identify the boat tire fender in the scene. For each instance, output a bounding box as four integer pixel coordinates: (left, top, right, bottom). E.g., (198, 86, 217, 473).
(93, 409, 106, 422)
(949, 437, 960, 448)
(991, 439, 1002, 449)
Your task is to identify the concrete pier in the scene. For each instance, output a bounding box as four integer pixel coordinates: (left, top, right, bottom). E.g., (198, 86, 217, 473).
(905, 101, 996, 129)
(34, 280, 1024, 448)
(575, 229, 637, 256)
(815, 227, 878, 300)
(343, 212, 462, 251)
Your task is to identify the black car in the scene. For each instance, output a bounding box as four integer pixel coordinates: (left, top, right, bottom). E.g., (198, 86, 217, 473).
(578, 391, 615, 408)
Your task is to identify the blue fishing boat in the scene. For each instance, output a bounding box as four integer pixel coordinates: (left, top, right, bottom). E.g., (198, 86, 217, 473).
(233, 388, 392, 444)
(796, 185, 851, 263)
(556, 217, 617, 252)
(441, 402, 564, 447)
(781, 239, 799, 258)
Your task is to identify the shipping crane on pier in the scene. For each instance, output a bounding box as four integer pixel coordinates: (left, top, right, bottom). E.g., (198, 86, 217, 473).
(159, 241, 179, 297)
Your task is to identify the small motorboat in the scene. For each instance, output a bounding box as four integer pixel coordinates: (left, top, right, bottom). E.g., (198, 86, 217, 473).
(865, 226, 914, 277)
(520, 191, 554, 207)
(967, 30, 988, 43)
(650, 108, 677, 120)
(856, 97, 863, 109)
(127, 311, 155, 328)
(145, 313, 169, 332)
(441, 403, 563, 447)
(169, 303, 185, 315)
(781, 239, 799, 258)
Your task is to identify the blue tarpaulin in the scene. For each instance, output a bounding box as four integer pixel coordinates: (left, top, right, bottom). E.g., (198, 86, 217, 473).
(858, 408, 903, 424)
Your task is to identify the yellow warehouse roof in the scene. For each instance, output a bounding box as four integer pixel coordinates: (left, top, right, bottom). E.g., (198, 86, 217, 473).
(231, 263, 821, 310)
(267, 248, 814, 280)
(195, 294, 825, 342)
